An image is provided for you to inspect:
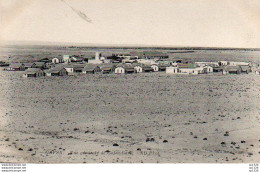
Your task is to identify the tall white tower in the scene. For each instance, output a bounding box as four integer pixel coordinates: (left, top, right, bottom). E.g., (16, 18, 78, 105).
(95, 52, 101, 60)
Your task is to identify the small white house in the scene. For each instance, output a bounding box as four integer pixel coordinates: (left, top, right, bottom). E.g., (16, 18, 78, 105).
(222, 70, 228, 75)
(151, 64, 159, 72)
(219, 61, 229, 66)
(64, 65, 74, 75)
(115, 64, 135, 74)
(166, 66, 179, 74)
(134, 66, 142, 73)
(256, 69, 260, 75)
(70, 56, 77, 61)
(52, 57, 64, 64)
(203, 66, 213, 73)
(52, 58, 59, 64)
(63, 55, 71, 63)
(115, 67, 125, 74)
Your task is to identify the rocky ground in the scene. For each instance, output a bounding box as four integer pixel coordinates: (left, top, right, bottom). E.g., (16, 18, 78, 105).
(0, 70, 259, 163)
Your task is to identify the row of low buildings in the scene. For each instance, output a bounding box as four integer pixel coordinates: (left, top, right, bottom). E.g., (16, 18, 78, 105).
(2, 52, 260, 77)
(21, 61, 259, 78)
(166, 65, 252, 75)
(166, 63, 213, 75)
(21, 62, 171, 77)
(4, 62, 47, 71)
(165, 61, 254, 75)
(51, 55, 87, 64)
(50, 52, 169, 65)
(3, 52, 172, 77)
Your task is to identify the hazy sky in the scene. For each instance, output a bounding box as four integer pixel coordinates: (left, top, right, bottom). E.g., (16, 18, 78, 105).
(1, 0, 259, 48)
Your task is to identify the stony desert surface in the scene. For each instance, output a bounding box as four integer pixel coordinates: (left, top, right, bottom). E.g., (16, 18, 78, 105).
(0, 70, 259, 163)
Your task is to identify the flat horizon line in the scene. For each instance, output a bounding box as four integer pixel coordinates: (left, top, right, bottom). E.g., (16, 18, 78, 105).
(1, 40, 260, 50)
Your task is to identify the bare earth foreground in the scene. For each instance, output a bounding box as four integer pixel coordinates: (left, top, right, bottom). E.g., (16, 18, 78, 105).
(0, 71, 259, 163)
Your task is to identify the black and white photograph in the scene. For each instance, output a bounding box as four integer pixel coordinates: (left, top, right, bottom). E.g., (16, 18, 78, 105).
(0, 0, 259, 170)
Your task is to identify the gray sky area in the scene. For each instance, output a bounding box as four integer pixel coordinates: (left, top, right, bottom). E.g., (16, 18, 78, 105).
(0, 0, 259, 48)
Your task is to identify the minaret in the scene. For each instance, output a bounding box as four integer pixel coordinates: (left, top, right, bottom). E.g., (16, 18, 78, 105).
(95, 52, 101, 61)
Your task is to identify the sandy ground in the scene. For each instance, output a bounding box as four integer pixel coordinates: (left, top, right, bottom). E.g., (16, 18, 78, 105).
(0, 70, 259, 163)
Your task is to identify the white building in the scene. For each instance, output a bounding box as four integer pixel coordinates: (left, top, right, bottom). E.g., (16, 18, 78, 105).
(222, 70, 228, 75)
(136, 59, 157, 65)
(88, 52, 103, 64)
(179, 68, 202, 75)
(52, 57, 64, 64)
(203, 66, 213, 73)
(218, 61, 251, 67)
(52, 58, 59, 64)
(166, 64, 204, 75)
(63, 55, 71, 63)
(115, 67, 125, 74)
(115, 64, 135, 74)
(229, 61, 251, 66)
(219, 61, 229, 66)
(64, 65, 74, 75)
(166, 66, 179, 74)
(151, 64, 159, 72)
(122, 59, 137, 63)
(195, 62, 219, 67)
(117, 55, 138, 59)
(134, 66, 143, 73)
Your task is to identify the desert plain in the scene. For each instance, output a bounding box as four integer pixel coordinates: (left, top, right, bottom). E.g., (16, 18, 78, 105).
(0, 46, 259, 163)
